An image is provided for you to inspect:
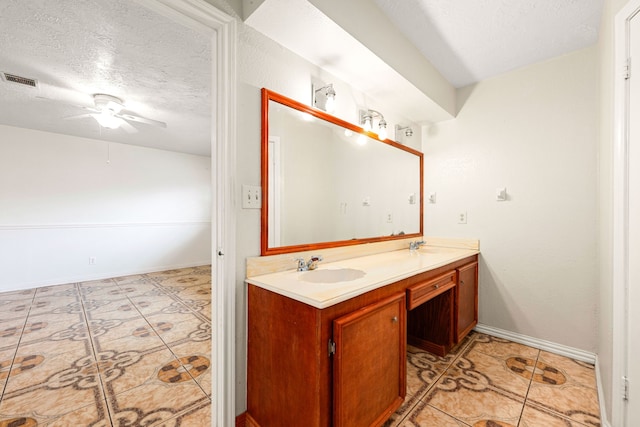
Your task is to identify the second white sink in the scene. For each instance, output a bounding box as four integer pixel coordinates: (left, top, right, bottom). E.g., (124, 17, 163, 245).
(299, 268, 366, 284)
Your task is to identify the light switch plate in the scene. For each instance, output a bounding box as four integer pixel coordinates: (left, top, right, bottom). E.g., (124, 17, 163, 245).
(242, 185, 262, 209)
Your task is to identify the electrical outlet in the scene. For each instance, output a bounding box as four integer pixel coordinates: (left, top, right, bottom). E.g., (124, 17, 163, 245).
(89, 257, 96, 265)
(386, 212, 393, 223)
(458, 211, 467, 224)
(242, 185, 262, 209)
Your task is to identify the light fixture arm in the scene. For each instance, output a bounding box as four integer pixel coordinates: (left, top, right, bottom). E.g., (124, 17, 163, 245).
(359, 109, 388, 139)
(395, 124, 414, 137)
(312, 83, 336, 112)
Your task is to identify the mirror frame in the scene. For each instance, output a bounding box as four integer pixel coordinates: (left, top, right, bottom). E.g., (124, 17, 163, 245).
(261, 88, 423, 256)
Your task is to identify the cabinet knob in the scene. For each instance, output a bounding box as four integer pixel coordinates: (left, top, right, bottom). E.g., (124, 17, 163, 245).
(460, 280, 465, 285)
(434, 284, 440, 289)
(392, 316, 398, 323)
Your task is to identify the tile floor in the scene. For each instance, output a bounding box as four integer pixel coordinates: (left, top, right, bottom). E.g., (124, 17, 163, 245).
(0, 266, 211, 427)
(0, 267, 600, 427)
(386, 332, 601, 427)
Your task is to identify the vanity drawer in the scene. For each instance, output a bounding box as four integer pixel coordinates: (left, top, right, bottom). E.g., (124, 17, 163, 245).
(406, 271, 456, 310)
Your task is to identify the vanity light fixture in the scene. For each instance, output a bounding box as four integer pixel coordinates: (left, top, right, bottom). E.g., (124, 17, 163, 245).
(359, 109, 388, 140)
(312, 83, 336, 112)
(395, 124, 414, 138)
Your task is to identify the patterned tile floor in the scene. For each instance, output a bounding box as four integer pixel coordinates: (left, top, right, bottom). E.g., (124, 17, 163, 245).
(0, 266, 600, 427)
(387, 332, 601, 427)
(0, 266, 211, 427)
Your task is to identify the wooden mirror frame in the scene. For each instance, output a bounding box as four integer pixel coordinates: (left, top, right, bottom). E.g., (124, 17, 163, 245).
(261, 88, 423, 256)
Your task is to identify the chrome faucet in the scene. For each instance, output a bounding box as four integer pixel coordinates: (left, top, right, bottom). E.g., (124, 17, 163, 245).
(296, 255, 323, 271)
(409, 240, 426, 251)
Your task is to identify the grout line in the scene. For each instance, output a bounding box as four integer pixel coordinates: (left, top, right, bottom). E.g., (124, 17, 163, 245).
(0, 290, 37, 401)
(516, 347, 540, 426)
(78, 282, 115, 427)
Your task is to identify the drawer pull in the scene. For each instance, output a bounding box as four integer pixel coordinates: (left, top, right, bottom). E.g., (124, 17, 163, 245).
(460, 280, 465, 285)
(434, 284, 440, 289)
(392, 316, 398, 323)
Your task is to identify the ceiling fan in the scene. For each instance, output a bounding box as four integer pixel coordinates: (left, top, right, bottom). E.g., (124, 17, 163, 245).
(64, 94, 167, 132)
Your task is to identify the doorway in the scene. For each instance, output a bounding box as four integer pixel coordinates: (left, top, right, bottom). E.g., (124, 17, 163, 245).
(137, 1, 237, 426)
(613, 1, 640, 426)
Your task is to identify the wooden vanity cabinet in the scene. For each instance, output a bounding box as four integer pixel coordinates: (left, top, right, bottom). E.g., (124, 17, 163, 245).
(456, 261, 478, 342)
(246, 254, 477, 427)
(333, 293, 406, 427)
(247, 284, 407, 427)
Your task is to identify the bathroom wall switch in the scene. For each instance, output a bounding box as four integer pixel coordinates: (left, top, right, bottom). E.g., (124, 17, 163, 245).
(408, 193, 417, 204)
(89, 257, 96, 265)
(428, 193, 437, 204)
(458, 211, 467, 224)
(242, 185, 262, 209)
(362, 196, 371, 206)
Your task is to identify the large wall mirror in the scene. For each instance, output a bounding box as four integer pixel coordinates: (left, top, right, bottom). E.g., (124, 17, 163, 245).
(261, 88, 423, 255)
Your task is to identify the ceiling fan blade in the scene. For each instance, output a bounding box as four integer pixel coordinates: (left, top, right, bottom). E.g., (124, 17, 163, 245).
(62, 113, 94, 120)
(119, 120, 138, 134)
(117, 113, 167, 128)
(36, 96, 100, 113)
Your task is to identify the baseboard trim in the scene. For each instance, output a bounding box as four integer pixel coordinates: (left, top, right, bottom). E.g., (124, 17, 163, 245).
(595, 355, 612, 427)
(235, 412, 246, 427)
(1, 261, 212, 292)
(474, 324, 596, 364)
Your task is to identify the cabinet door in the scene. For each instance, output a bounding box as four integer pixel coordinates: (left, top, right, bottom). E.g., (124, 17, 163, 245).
(333, 292, 406, 427)
(457, 262, 478, 341)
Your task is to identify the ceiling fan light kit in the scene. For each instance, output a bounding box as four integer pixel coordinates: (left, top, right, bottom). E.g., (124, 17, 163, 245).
(62, 93, 167, 132)
(93, 94, 125, 129)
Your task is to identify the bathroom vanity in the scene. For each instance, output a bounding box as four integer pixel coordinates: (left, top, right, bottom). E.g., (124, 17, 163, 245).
(245, 245, 478, 427)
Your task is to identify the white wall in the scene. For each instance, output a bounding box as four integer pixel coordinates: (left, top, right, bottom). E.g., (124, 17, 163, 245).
(0, 125, 211, 290)
(424, 47, 599, 352)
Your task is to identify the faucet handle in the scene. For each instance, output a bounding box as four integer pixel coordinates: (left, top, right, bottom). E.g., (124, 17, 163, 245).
(295, 258, 306, 271)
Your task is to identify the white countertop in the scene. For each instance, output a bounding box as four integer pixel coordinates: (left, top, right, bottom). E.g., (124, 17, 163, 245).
(246, 246, 479, 309)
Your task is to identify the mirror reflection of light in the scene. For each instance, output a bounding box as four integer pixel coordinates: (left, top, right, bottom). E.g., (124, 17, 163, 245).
(356, 134, 367, 146)
(299, 111, 314, 122)
(344, 129, 353, 137)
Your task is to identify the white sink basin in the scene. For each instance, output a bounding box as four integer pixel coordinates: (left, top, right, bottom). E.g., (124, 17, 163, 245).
(299, 268, 366, 284)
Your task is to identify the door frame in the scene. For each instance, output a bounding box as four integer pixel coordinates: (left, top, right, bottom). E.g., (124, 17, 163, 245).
(613, 1, 640, 425)
(135, 1, 237, 426)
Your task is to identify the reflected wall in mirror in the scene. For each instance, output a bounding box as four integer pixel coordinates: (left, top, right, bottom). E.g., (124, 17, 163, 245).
(261, 88, 423, 255)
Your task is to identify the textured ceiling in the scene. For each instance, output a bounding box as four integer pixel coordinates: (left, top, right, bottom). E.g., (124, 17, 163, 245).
(0, 0, 211, 156)
(373, 0, 603, 88)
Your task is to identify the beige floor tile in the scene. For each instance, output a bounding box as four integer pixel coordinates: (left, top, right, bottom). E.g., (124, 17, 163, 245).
(0, 303, 31, 321)
(93, 329, 167, 355)
(166, 401, 211, 427)
(128, 295, 180, 315)
(452, 348, 532, 398)
(537, 351, 598, 389)
(89, 317, 151, 346)
(519, 403, 595, 427)
(0, 319, 27, 349)
(43, 398, 110, 426)
(4, 347, 95, 393)
(16, 318, 88, 344)
(98, 347, 178, 396)
(424, 374, 524, 425)
(0, 370, 105, 420)
(153, 318, 210, 346)
(398, 402, 471, 427)
(25, 311, 86, 326)
(105, 381, 208, 426)
(526, 381, 600, 424)
(467, 333, 540, 360)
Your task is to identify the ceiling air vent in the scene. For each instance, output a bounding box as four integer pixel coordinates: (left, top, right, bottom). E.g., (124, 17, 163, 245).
(2, 72, 38, 88)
